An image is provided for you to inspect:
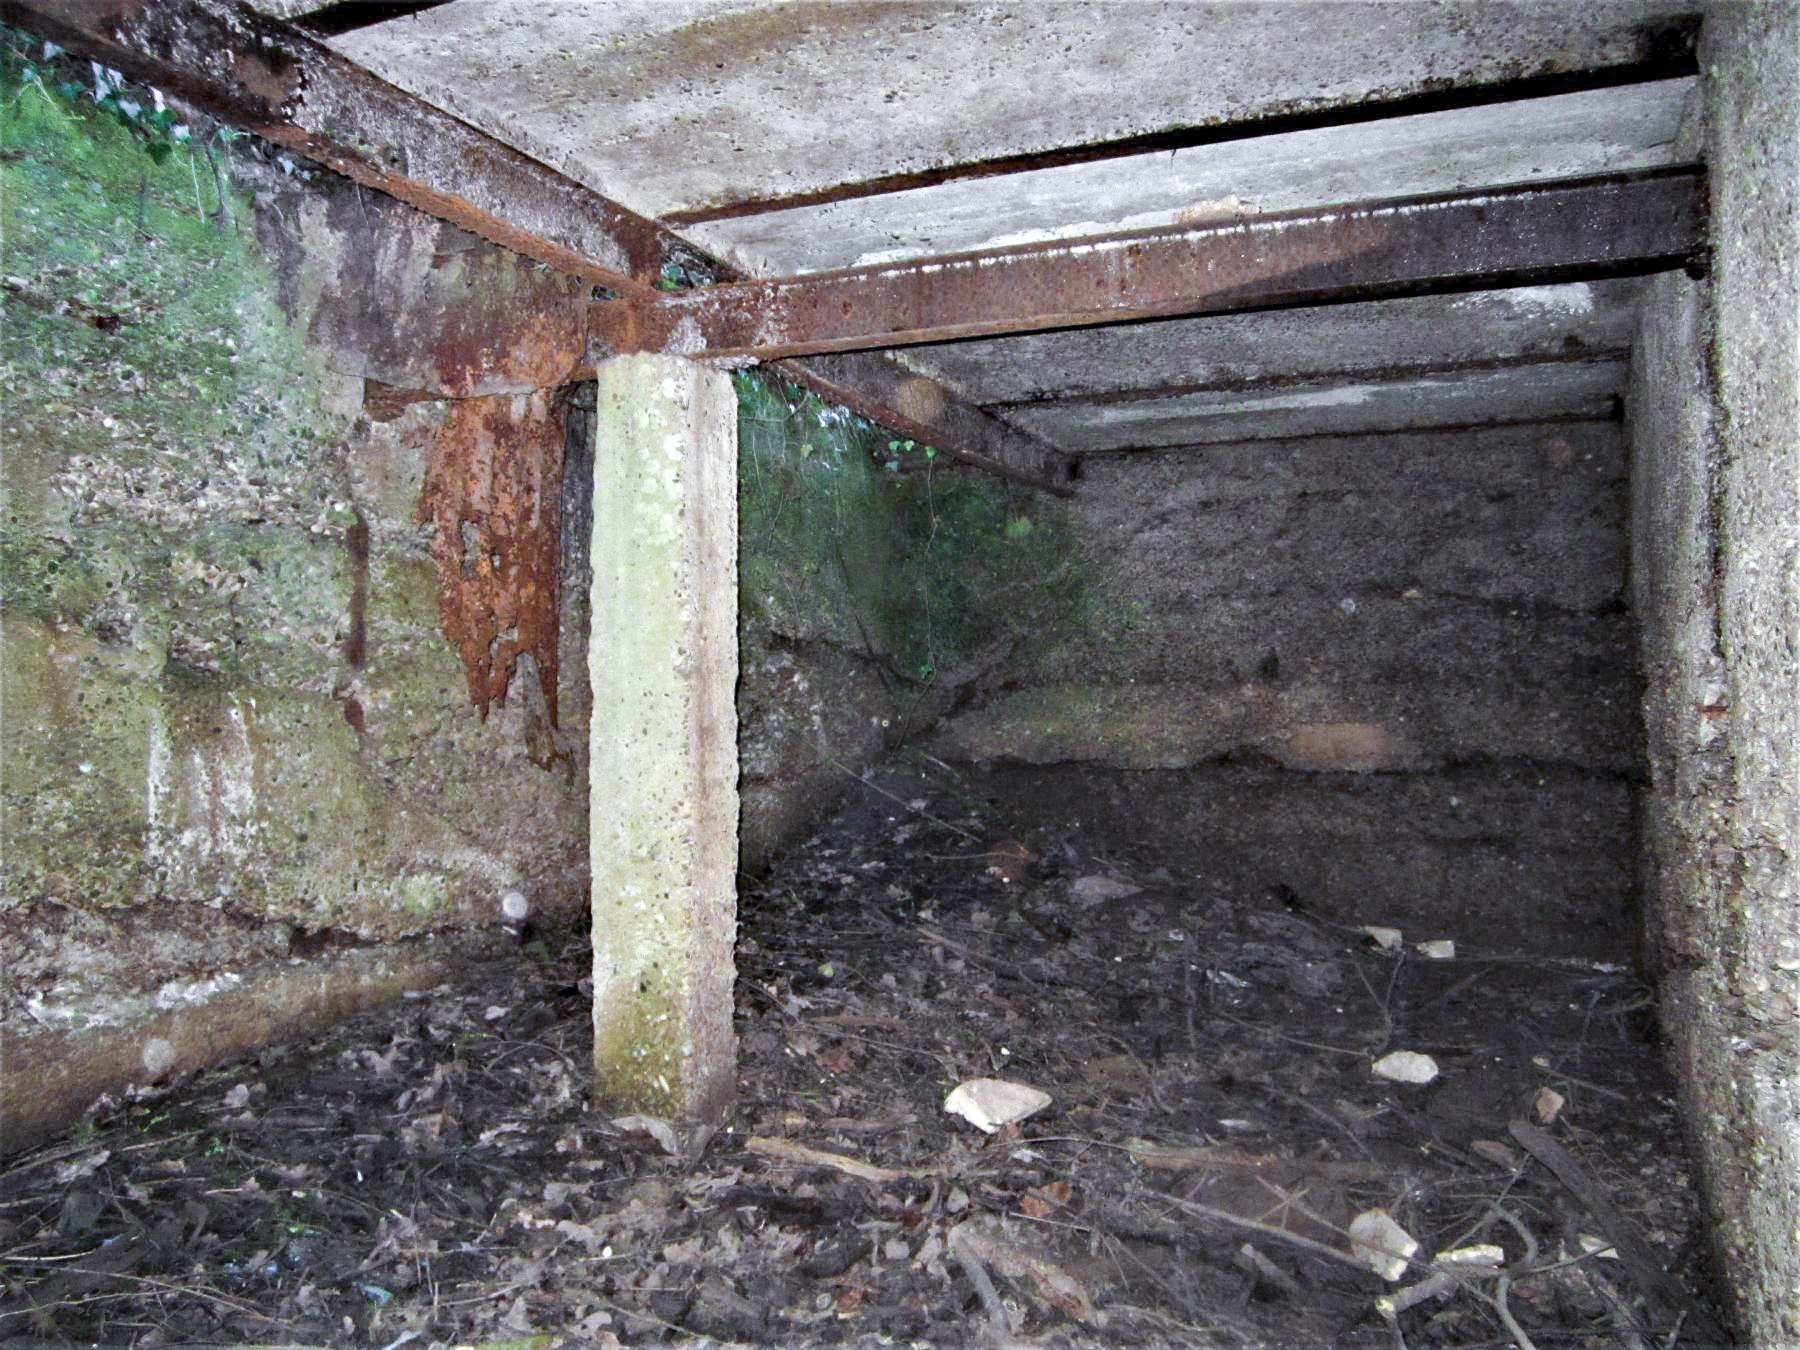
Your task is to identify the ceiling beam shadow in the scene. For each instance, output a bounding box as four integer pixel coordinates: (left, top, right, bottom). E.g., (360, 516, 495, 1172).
(594, 169, 1706, 362)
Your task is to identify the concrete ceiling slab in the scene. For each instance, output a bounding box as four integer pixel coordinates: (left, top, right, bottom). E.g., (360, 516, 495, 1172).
(325, 1, 1695, 233)
(294, 0, 1701, 452)
(997, 362, 1628, 450)
(689, 79, 1696, 275)
(896, 281, 1643, 403)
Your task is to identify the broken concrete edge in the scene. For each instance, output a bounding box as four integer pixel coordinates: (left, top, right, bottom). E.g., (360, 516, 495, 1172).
(589, 356, 739, 1126)
(0, 933, 520, 1160)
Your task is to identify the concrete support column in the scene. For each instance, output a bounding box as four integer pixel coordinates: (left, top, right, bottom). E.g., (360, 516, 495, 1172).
(590, 354, 739, 1125)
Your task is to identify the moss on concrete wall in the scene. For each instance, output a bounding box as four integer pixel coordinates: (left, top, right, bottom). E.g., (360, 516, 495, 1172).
(737, 369, 1081, 682)
(1, 41, 586, 1117)
(733, 367, 1084, 865)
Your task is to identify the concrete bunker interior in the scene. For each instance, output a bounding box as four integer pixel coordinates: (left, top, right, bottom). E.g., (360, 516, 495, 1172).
(1, 2, 1795, 1345)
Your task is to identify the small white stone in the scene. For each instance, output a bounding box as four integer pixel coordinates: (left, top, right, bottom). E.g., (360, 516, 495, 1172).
(944, 1078, 1052, 1133)
(141, 1037, 176, 1076)
(1349, 1208, 1418, 1281)
(500, 889, 530, 921)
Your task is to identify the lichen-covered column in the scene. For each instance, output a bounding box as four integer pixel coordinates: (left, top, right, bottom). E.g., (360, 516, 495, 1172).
(590, 354, 738, 1124)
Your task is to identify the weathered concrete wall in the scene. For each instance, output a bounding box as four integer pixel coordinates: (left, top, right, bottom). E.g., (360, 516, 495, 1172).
(1, 56, 587, 1149)
(1631, 5, 1800, 1340)
(0, 54, 1092, 1149)
(932, 421, 1642, 952)
(734, 370, 1087, 870)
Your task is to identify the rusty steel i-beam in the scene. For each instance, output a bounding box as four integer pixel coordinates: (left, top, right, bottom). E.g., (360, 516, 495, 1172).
(593, 169, 1707, 362)
(2, 0, 1071, 490)
(1, 0, 679, 288)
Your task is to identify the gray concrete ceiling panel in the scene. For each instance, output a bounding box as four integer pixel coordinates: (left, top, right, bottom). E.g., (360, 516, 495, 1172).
(308, 0, 1700, 451)
(897, 282, 1644, 403)
(999, 362, 1628, 450)
(329, 1, 1693, 226)
(690, 80, 1695, 276)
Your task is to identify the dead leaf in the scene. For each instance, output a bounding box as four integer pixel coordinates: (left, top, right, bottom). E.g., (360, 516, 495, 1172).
(612, 1114, 681, 1156)
(1018, 1180, 1073, 1218)
(944, 1078, 1052, 1133)
(1070, 875, 1142, 906)
(816, 1045, 856, 1072)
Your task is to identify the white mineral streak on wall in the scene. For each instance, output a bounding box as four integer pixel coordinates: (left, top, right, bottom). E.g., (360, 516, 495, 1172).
(142, 697, 262, 883)
(145, 703, 171, 868)
(215, 702, 256, 861)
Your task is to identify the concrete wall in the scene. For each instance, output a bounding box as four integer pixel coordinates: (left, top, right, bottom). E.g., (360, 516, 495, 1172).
(0, 59, 594, 1148)
(931, 422, 1644, 955)
(0, 55, 1089, 1149)
(1630, 4, 1800, 1340)
(733, 370, 1088, 869)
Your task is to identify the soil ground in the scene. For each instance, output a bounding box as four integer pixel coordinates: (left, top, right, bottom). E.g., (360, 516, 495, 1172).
(0, 757, 1730, 1348)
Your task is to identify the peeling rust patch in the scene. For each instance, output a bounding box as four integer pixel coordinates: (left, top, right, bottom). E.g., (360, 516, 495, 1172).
(301, 187, 587, 398)
(420, 393, 563, 728)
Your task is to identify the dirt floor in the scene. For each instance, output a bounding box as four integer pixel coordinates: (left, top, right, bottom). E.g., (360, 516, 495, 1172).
(0, 756, 1731, 1348)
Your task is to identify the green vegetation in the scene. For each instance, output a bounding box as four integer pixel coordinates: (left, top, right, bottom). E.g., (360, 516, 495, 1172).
(735, 367, 1082, 688)
(0, 29, 343, 683)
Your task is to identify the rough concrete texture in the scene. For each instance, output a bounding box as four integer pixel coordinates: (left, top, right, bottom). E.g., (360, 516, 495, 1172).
(589, 355, 739, 1125)
(259, 182, 588, 397)
(930, 419, 1641, 957)
(329, 0, 1692, 236)
(693, 78, 1694, 274)
(932, 423, 1640, 774)
(0, 71, 586, 1148)
(978, 763, 1637, 959)
(1, 936, 514, 1157)
(1632, 6, 1800, 1342)
(905, 282, 1644, 405)
(733, 367, 1090, 869)
(1001, 362, 1627, 453)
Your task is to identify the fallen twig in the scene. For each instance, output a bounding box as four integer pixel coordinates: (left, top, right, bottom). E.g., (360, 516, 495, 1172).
(1127, 1137, 1383, 1181)
(746, 1134, 919, 1182)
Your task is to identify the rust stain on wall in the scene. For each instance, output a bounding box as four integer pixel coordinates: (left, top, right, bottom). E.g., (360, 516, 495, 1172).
(420, 392, 564, 731)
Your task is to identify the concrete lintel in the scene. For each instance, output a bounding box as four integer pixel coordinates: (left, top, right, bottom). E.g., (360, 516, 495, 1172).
(590, 354, 738, 1125)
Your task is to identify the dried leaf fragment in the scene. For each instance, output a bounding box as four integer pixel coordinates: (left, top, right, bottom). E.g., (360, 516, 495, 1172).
(1071, 875, 1142, 905)
(944, 1078, 1052, 1133)
(612, 1114, 680, 1156)
(1371, 1050, 1439, 1084)
(1348, 1208, 1418, 1281)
